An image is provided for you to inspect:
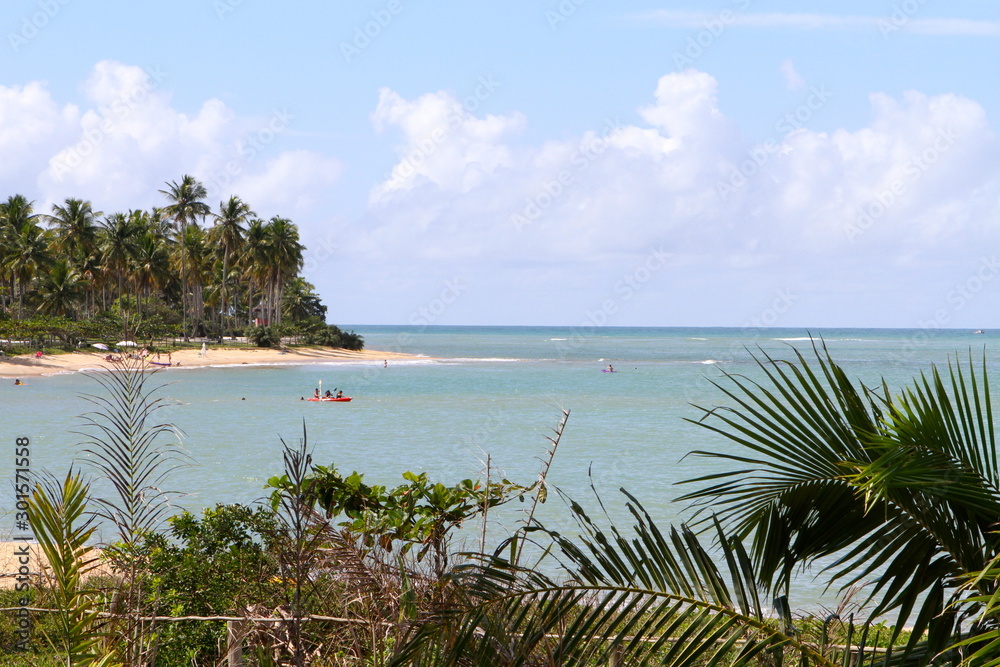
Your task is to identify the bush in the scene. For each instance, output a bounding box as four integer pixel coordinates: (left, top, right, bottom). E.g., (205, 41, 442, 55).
(304, 324, 364, 351)
(247, 325, 282, 348)
(128, 504, 282, 666)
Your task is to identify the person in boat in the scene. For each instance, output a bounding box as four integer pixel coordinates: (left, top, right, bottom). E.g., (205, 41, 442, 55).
(607, 364, 614, 373)
(324, 390, 333, 398)
(14, 378, 22, 385)
(336, 390, 343, 399)
(313, 388, 320, 398)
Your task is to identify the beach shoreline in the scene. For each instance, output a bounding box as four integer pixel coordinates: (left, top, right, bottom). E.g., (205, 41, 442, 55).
(0, 346, 422, 379)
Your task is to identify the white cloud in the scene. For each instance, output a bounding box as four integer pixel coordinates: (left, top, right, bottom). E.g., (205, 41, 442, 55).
(341, 70, 1000, 326)
(779, 59, 807, 91)
(16, 60, 342, 217)
(370, 87, 526, 202)
(3, 62, 1000, 327)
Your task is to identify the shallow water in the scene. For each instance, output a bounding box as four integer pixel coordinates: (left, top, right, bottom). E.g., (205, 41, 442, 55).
(1, 325, 993, 611)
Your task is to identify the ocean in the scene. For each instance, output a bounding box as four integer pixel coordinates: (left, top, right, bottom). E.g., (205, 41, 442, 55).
(2, 325, 993, 610)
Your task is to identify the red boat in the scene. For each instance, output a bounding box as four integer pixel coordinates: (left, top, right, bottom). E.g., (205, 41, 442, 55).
(307, 396, 352, 402)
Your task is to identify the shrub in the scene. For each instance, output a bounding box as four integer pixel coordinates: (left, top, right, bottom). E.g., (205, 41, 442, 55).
(247, 325, 282, 348)
(303, 324, 364, 351)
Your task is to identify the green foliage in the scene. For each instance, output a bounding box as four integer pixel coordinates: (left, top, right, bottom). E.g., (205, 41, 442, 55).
(302, 322, 364, 350)
(27, 471, 116, 666)
(267, 464, 532, 573)
(390, 489, 888, 667)
(248, 324, 282, 348)
(77, 357, 187, 547)
(679, 340, 1000, 662)
(124, 504, 281, 667)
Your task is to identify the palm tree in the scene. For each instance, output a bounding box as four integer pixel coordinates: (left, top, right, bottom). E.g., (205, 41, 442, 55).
(263, 216, 304, 325)
(0, 195, 51, 317)
(240, 218, 270, 327)
(282, 277, 326, 323)
(130, 232, 171, 316)
(45, 198, 102, 261)
(209, 196, 253, 337)
(159, 175, 210, 340)
(34, 258, 85, 318)
(176, 224, 212, 336)
(99, 212, 141, 313)
(676, 340, 1000, 657)
(44, 198, 102, 316)
(391, 489, 893, 667)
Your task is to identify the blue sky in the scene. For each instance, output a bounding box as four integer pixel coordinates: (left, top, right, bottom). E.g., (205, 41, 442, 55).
(3, 1, 1000, 328)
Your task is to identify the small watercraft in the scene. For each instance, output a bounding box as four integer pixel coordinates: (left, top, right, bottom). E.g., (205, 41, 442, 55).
(307, 396, 352, 402)
(974, 329, 985, 334)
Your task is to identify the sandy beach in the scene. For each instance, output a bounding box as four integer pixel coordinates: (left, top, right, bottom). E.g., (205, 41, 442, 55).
(0, 346, 420, 379)
(0, 541, 110, 590)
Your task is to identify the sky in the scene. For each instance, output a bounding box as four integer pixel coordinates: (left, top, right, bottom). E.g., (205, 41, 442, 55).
(2, 1, 1000, 329)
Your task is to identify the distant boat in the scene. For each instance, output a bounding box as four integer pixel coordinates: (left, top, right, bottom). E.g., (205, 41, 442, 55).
(974, 330, 985, 334)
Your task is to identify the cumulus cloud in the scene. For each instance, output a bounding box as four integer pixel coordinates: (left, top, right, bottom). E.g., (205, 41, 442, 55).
(346, 69, 1000, 326)
(370, 86, 526, 201)
(0, 60, 343, 217)
(3, 62, 999, 326)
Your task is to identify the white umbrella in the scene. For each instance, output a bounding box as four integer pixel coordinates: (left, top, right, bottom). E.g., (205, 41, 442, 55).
(91, 343, 109, 350)
(117, 340, 137, 347)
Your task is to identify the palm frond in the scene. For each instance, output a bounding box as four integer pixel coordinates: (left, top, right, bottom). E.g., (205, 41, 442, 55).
(677, 338, 1000, 641)
(390, 490, 883, 667)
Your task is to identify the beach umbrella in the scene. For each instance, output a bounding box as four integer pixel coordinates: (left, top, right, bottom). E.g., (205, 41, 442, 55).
(117, 340, 137, 347)
(91, 343, 109, 350)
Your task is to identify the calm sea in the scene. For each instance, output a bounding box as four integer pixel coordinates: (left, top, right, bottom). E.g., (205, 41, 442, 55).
(2, 326, 993, 609)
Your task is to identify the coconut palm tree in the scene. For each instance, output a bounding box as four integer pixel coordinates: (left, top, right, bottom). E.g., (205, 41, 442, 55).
(34, 258, 85, 318)
(240, 218, 270, 327)
(676, 340, 1000, 658)
(45, 198, 102, 262)
(209, 196, 253, 337)
(44, 199, 102, 316)
(263, 216, 304, 325)
(130, 232, 171, 316)
(99, 212, 141, 310)
(282, 276, 326, 323)
(159, 175, 210, 340)
(0, 196, 51, 317)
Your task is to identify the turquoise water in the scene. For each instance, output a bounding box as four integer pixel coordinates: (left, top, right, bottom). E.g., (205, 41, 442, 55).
(1, 326, 994, 609)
